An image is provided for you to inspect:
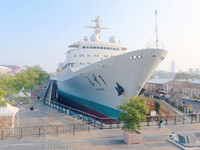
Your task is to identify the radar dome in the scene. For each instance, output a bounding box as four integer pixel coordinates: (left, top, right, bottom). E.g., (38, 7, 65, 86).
(90, 34, 99, 41)
(109, 36, 118, 43)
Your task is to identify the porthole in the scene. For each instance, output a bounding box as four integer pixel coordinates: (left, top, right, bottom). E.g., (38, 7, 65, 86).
(153, 55, 156, 57)
(129, 56, 133, 60)
(160, 56, 165, 61)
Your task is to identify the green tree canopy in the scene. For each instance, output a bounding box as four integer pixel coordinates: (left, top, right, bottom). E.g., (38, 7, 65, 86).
(0, 65, 49, 103)
(117, 96, 149, 132)
(154, 101, 160, 112)
(175, 73, 200, 80)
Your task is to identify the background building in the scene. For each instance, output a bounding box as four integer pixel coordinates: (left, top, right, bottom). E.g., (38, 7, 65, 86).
(171, 61, 175, 73)
(0, 65, 20, 75)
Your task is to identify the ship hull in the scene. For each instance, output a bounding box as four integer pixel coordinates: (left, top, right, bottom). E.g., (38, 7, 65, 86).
(57, 49, 167, 120)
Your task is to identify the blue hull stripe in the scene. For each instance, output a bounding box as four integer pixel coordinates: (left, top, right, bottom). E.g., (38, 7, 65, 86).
(57, 89, 121, 119)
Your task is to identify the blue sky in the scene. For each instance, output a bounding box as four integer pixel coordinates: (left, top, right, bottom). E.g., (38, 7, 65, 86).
(0, 0, 200, 72)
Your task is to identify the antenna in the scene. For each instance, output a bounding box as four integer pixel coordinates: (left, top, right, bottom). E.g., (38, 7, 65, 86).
(85, 16, 108, 37)
(155, 10, 159, 48)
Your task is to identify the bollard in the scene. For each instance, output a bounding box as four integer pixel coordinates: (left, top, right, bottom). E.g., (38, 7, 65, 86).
(88, 125, 90, 132)
(73, 112, 75, 118)
(1, 130, 3, 140)
(78, 114, 80, 120)
(56, 126, 58, 136)
(174, 115, 176, 125)
(165, 116, 168, 125)
(21, 128, 23, 138)
(147, 117, 150, 126)
(83, 115, 85, 122)
(199, 113, 200, 123)
(39, 128, 40, 137)
(100, 121, 103, 129)
(88, 117, 90, 124)
(117, 122, 120, 128)
(191, 114, 193, 124)
(73, 124, 75, 135)
(183, 115, 185, 124)
(94, 119, 96, 127)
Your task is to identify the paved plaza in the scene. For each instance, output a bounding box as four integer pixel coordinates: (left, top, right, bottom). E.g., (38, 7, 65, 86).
(1, 99, 200, 150)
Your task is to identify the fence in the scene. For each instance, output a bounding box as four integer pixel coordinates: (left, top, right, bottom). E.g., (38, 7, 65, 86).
(43, 99, 200, 128)
(144, 113, 200, 127)
(165, 98, 199, 114)
(0, 123, 94, 140)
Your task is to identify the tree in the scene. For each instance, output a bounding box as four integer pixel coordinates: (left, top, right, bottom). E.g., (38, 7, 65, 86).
(154, 101, 160, 112)
(0, 88, 9, 107)
(117, 96, 149, 132)
(0, 65, 49, 103)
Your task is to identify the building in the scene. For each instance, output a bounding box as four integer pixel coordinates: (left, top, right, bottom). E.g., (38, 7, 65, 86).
(189, 68, 193, 74)
(171, 61, 175, 73)
(0, 65, 20, 75)
(144, 78, 200, 99)
(195, 69, 200, 75)
(181, 80, 200, 99)
(144, 78, 182, 98)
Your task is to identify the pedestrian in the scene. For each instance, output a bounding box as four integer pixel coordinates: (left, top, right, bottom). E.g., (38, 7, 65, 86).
(170, 132, 175, 140)
(158, 117, 163, 128)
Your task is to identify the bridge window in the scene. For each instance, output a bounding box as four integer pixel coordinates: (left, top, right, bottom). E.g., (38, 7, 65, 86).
(93, 47, 96, 49)
(74, 55, 76, 57)
(82, 46, 85, 49)
(86, 46, 89, 49)
(90, 46, 92, 49)
(104, 47, 106, 49)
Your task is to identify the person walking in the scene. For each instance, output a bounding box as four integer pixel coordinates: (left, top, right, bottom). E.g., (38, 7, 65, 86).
(158, 117, 163, 128)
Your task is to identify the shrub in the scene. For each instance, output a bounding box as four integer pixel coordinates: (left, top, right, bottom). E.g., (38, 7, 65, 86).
(117, 96, 148, 132)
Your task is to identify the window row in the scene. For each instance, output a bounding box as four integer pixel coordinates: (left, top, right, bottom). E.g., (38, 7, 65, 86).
(79, 62, 92, 65)
(82, 46, 119, 50)
(129, 55, 145, 60)
(74, 54, 110, 58)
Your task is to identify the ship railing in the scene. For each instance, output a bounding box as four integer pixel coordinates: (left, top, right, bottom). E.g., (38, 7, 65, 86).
(146, 42, 164, 49)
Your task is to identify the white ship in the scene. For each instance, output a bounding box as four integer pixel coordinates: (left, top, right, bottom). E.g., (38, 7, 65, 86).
(57, 16, 167, 121)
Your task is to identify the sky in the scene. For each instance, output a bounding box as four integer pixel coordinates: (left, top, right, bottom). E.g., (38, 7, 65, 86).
(0, 0, 200, 73)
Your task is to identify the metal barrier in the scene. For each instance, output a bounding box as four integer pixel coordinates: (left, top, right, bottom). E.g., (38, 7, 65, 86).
(0, 123, 93, 140)
(43, 99, 200, 130)
(144, 113, 200, 126)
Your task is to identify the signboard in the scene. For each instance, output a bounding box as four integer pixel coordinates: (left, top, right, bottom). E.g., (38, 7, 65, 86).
(150, 111, 156, 116)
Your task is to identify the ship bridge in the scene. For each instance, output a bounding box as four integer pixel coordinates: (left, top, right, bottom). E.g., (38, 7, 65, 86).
(59, 16, 127, 72)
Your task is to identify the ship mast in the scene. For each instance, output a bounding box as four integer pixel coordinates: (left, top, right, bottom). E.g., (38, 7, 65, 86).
(85, 16, 108, 38)
(155, 10, 159, 49)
